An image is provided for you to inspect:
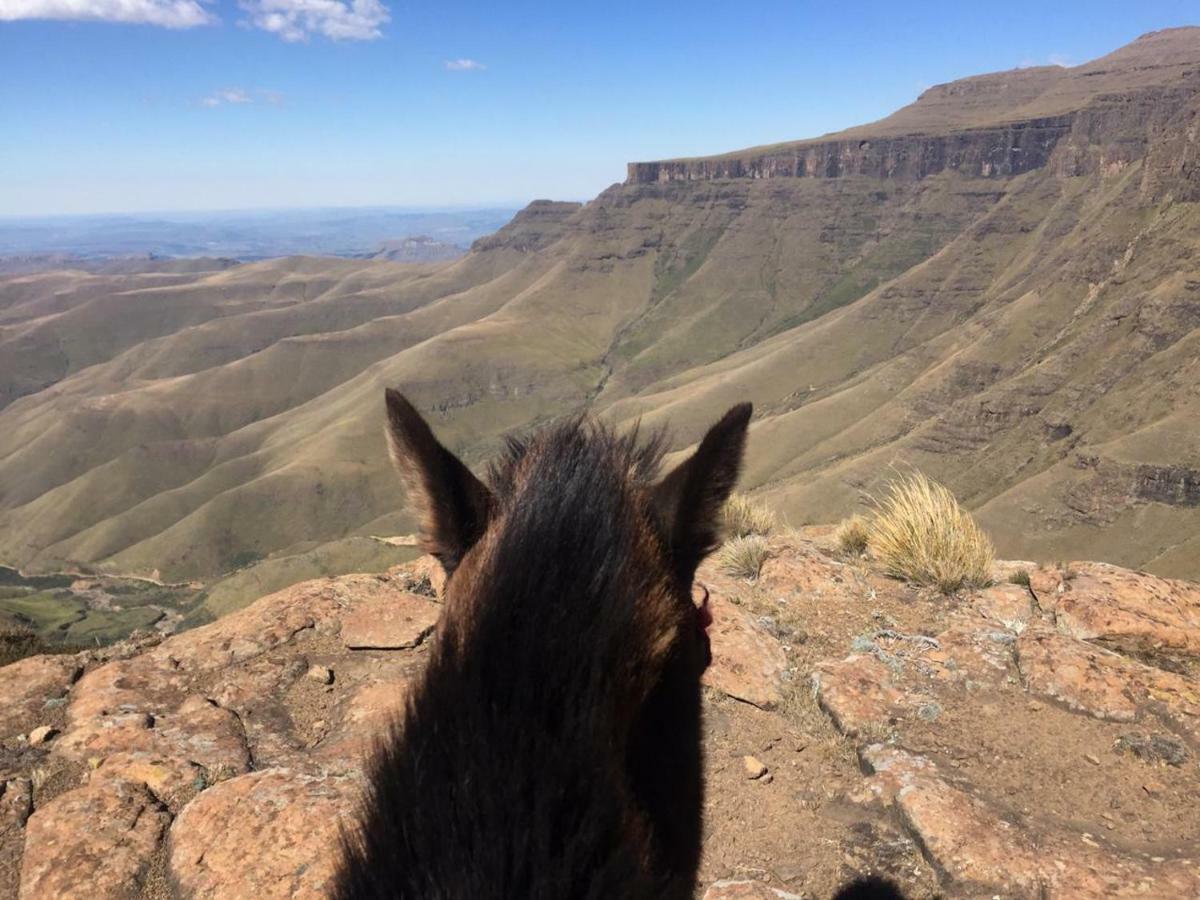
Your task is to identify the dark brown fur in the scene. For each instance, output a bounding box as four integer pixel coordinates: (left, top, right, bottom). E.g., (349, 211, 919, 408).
(333, 391, 905, 900)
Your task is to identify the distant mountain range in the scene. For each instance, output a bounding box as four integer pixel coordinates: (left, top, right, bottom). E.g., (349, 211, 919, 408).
(0, 206, 518, 265)
(2, 27, 1199, 634)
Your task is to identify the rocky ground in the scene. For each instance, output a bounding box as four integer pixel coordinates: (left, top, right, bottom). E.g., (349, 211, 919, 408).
(0, 532, 1196, 899)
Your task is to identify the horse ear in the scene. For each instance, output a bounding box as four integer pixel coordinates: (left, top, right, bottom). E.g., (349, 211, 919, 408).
(651, 403, 752, 582)
(384, 389, 494, 577)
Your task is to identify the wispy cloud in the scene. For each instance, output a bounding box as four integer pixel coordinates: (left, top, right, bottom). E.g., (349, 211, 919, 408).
(0, 0, 391, 39)
(0, 0, 214, 27)
(238, 0, 389, 42)
(199, 87, 283, 107)
(444, 58, 485, 72)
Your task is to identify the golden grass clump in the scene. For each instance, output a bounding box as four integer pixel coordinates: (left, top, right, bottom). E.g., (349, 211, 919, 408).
(717, 535, 771, 580)
(722, 493, 777, 539)
(868, 471, 994, 594)
(836, 516, 870, 557)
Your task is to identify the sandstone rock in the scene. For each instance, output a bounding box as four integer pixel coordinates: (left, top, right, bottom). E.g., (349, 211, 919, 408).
(307, 664, 334, 684)
(317, 679, 409, 764)
(861, 745, 1200, 897)
(916, 624, 1013, 684)
(1041, 562, 1200, 658)
(51, 574, 424, 796)
(1027, 566, 1065, 602)
(0, 655, 82, 736)
(340, 591, 439, 650)
(391, 555, 445, 600)
(169, 768, 355, 899)
(20, 777, 170, 899)
(1017, 628, 1200, 739)
(702, 879, 803, 900)
(811, 654, 908, 736)
(861, 745, 1043, 894)
(703, 592, 787, 709)
(26, 726, 56, 747)
(57, 689, 252, 804)
(973, 582, 1034, 624)
(743, 755, 768, 779)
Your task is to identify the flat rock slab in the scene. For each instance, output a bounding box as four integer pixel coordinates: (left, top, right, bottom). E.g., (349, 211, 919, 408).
(1017, 628, 1200, 739)
(972, 582, 1034, 624)
(1031, 562, 1200, 658)
(169, 768, 355, 899)
(861, 745, 1200, 898)
(703, 592, 788, 709)
(811, 654, 909, 737)
(20, 777, 170, 900)
(340, 591, 439, 650)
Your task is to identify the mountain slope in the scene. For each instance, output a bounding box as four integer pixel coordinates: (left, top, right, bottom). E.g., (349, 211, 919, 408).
(1, 27, 1198, 603)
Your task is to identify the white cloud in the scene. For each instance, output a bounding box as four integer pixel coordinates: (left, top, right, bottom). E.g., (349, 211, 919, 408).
(199, 87, 282, 107)
(444, 58, 485, 72)
(202, 87, 252, 106)
(0, 0, 213, 27)
(238, 0, 388, 41)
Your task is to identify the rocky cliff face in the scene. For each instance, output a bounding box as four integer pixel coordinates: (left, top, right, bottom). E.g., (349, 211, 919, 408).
(628, 116, 1075, 184)
(628, 29, 1200, 187)
(1, 538, 1198, 898)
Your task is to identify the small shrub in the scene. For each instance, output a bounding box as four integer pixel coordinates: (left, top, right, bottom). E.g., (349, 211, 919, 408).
(1008, 568, 1031, 587)
(836, 516, 870, 557)
(867, 471, 994, 594)
(722, 493, 776, 539)
(717, 535, 771, 580)
(0, 624, 46, 667)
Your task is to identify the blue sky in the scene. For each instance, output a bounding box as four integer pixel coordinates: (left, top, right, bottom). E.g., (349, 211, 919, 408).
(0, 0, 1195, 215)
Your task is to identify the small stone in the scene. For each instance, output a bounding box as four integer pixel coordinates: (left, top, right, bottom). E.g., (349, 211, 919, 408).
(1084, 753, 1101, 766)
(29, 725, 58, 746)
(1028, 701, 1044, 712)
(743, 756, 768, 780)
(761, 773, 774, 784)
(307, 665, 334, 685)
(1142, 781, 1165, 797)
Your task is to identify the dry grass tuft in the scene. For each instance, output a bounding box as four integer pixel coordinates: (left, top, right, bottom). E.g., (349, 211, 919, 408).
(868, 471, 994, 594)
(1008, 568, 1031, 587)
(722, 493, 777, 539)
(836, 516, 871, 557)
(717, 535, 771, 580)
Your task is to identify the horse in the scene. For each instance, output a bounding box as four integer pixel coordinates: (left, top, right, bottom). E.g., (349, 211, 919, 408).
(334, 390, 904, 900)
